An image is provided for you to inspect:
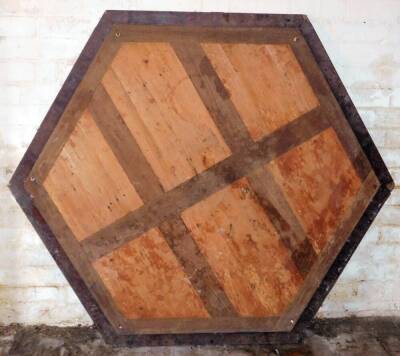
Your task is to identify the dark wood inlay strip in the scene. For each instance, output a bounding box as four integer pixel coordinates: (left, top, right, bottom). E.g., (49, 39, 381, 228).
(82, 108, 329, 261)
(159, 218, 238, 317)
(89, 84, 164, 202)
(247, 167, 317, 277)
(172, 41, 252, 152)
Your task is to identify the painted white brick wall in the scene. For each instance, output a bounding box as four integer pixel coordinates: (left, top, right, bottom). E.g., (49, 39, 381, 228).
(0, 0, 399, 326)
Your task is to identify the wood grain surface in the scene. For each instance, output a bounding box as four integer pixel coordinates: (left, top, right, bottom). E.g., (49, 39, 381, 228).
(24, 25, 379, 335)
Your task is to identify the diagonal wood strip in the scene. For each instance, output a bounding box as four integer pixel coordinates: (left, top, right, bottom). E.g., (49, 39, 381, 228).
(247, 167, 317, 277)
(159, 218, 237, 316)
(89, 84, 164, 202)
(90, 84, 237, 318)
(173, 41, 317, 277)
(81, 107, 330, 261)
(172, 41, 252, 152)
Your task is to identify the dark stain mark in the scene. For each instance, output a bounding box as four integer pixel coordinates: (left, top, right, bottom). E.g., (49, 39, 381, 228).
(199, 56, 231, 100)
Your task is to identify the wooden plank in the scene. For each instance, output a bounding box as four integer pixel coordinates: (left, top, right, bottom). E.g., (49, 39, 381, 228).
(109, 42, 231, 191)
(277, 170, 379, 329)
(247, 166, 317, 276)
(269, 128, 363, 254)
(30, 183, 127, 331)
(172, 41, 252, 151)
(291, 37, 372, 180)
(97, 66, 237, 317)
(29, 31, 121, 185)
(42, 109, 143, 241)
(181, 177, 304, 316)
(14, 12, 392, 339)
(202, 43, 319, 140)
(93, 228, 210, 319)
(89, 84, 164, 202)
(159, 218, 238, 317)
(81, 108, 329, 261)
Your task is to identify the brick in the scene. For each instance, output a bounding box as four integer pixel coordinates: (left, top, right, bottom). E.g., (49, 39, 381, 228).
(379, 148, 400, 168)
(0, 1, 40, 15)
(0, 286, 69, 303)
(0, 38, 40, 60)
(389, 87, 400, 107)
(228, 0, 292, 13)
(339, 43, 400, 67)
(0, 16, 36, 37)
(34, 60, 58, 82)
(320, 280, 400, 318)
(0, 300, 91, 326)
(36, 16, 93, 39)
(0, 60, 35, 83)
(346, 0, 400, 23)
(0, 104, 47, 127)
(368, 128, 386, 148)
(201, 0, 230, 12)
(0, 238, 55, 268)
(360, 108, 400, 129)
(136, 0, 201, 11)
(0, 86, 20, 104)
(386, 188, 400, 206)
(0, 265, 66, 287)
(377, 226, 400, 245)
(19, 83, 60, 106)
(350, 87, 393, 108)
(376, 205, 400, 226)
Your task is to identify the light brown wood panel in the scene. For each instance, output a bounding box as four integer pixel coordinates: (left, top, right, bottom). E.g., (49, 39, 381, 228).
(269, 128, 363, 254)
(43, 109, 143, 241)
(93, 228, 210, 319)
(105, 42, 231, 191)
(202, 43, 319, 140)
(181, 178, 304, 317)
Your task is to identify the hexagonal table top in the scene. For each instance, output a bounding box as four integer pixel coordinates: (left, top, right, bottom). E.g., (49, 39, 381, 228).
(10, 11, 393, 345)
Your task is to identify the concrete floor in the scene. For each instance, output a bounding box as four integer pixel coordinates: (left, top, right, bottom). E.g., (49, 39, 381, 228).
(0, 318, 399, 355)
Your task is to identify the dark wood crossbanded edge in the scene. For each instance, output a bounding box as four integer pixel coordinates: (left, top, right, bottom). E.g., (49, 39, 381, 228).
(81, 107, 330, 261)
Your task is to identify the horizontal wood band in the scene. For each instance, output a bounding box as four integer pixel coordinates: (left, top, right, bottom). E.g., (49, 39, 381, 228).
(81, 107, 330, 261)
